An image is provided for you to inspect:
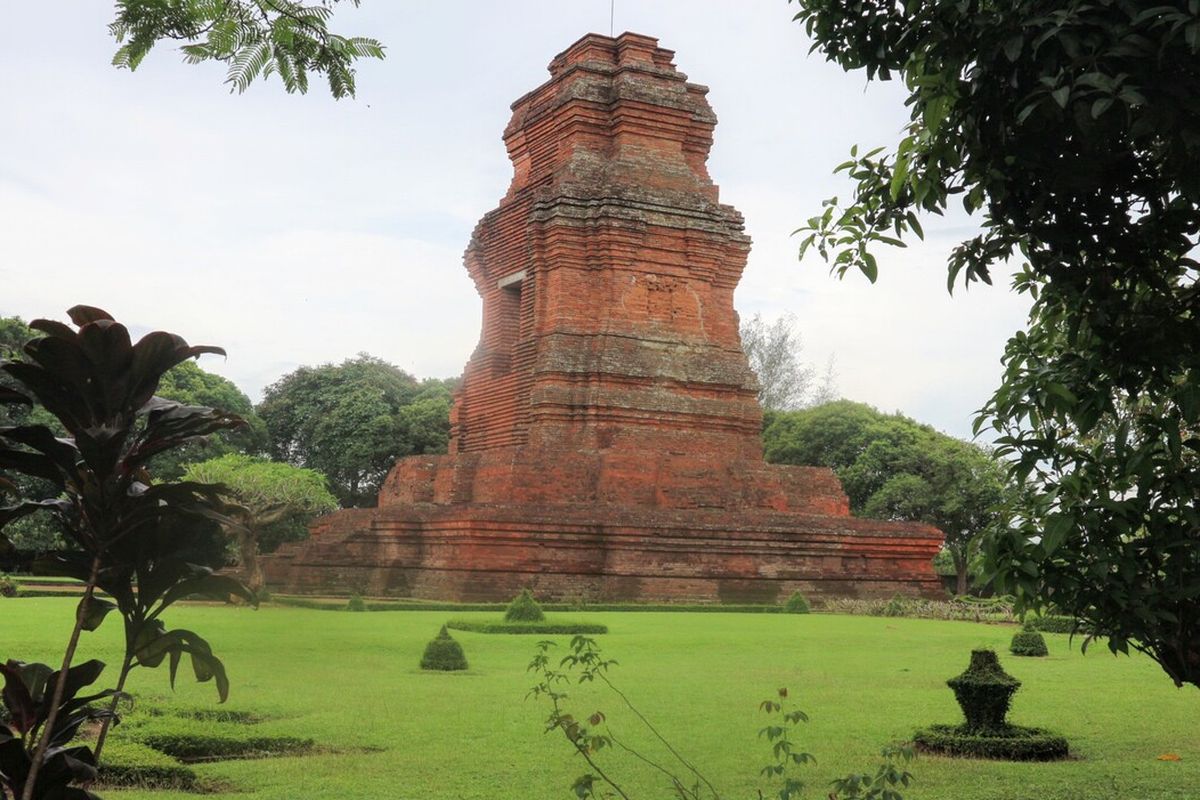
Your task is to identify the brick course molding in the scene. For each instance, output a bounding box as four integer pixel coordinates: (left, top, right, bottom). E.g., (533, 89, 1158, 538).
(262, 32, 944, 602)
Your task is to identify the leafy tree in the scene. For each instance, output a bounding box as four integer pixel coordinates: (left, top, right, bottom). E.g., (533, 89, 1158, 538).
(109, 0, 385, 98)
(0, 317, 67, 557)
(739, 312, 837, 411)
(790, 1, 1200, 688)
(183, 454, 337, 594)
(258, 355, 453, 507)
(0, 317, 33, 361)
(0, 320, 265, 556)
(152, 359, 268, 480)
(0, 306, 254, 798)
(766, 401, 1010, 595)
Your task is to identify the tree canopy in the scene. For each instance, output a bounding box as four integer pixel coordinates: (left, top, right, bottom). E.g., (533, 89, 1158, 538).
(1, 316, 269, 556)
(183, 454, 337, 593)
(0, 318, 67, 555)
(766, 401, 1010, 595)
(796, 0, 1200, 690)
(109, 0, 384, 97)
(791, 1, 1200, 688)
(151, 359, 268, 480)
(257, 354, 455, 507)
(739, 312, 837, 411)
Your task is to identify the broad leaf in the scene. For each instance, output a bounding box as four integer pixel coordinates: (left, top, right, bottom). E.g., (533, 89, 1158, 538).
(0, 386, 31, 407)
(0, 662, 37, 735)
(77, 596, 117, 632)
(65, 306, 115, 326)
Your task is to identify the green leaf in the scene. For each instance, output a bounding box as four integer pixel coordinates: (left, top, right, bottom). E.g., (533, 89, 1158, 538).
(157, 573, 256, 612)
(1041, 514, 1072, 555)
(889, 155, 910, 201)
(1003, 36, 1023, 61)
(1091, 98, 1113, 118)
(78, 596, 117, 632)
(859, 252, 879, 283)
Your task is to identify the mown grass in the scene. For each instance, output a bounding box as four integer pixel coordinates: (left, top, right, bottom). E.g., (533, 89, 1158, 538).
(1, 598, 1197, 800)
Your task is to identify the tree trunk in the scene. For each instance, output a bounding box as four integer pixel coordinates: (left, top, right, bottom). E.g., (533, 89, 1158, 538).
(238, 529, 263, 596)
(954, 551, 969, 596)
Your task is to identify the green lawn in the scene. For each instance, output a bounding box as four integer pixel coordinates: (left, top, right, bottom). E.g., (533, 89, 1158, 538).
(2, 599, 1197, 800)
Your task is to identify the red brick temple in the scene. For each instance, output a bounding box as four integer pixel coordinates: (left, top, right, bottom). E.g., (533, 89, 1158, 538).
(263, 32, 943, 602)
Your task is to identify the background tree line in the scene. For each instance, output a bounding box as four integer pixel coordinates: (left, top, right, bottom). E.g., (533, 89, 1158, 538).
(4, 311, 1007, 596)
(1, 316, 454, 574)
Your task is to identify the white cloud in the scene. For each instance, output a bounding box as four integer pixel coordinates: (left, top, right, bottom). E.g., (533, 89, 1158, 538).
(0, 1, 1031, 439)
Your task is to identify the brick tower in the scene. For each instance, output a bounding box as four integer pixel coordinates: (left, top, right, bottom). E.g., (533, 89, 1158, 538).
(263, 33, 943, 602)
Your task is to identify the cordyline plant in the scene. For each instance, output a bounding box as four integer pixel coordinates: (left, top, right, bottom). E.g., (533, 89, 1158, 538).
(0, 306, 255, 800)
(0, 659, 121, 800)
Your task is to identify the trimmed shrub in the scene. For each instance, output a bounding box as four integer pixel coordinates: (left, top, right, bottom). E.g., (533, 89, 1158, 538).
(421, 625, 468, 671)
(913, 723, 1069, 761)
(446, 619, 608, 635)
(1029, 614, 1083, 634)
(346, 593, 366, 612)
(96, 741, 198, 790)
(882, 595, 907, 617)
(146, 707, 263, 724)
(272, 596, 790, 613)
(914, 648, 1071, 761)
(0, 574, 16, 598)
(783, 591, 810, 614)
(821, 595, 1018, 622)
(137, 732, 314, 762)
(1010, 630, 1049, 657)
(947, 649, 1020, 732)
(504, 588, 545, 622)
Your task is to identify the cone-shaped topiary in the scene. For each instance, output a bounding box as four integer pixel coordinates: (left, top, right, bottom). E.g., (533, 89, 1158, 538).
(421, 625, 468, 671)
(347, 593, 366, 612)
(783, 591, 811, 614)
(505, 588, 545, 622)
(948, 649, 1020, 733)
(1010, 630, 1049, 657)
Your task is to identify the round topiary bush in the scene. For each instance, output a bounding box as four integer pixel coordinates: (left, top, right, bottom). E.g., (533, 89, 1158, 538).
(504, 588, 545, 622)
(783, 591, 811, 614)
(421, 625, 468, 671)
(346, 593, 366, 612)
(0, 574, 16, 598)
(1010, 630, 1049, 657)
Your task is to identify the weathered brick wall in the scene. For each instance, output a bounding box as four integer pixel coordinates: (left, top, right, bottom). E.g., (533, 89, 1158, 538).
(262, 32, 944, 602)
(453, 31, 761, 462)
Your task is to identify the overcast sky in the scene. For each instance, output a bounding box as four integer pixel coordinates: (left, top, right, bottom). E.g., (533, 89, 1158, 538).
(0, 2, 1030, 440)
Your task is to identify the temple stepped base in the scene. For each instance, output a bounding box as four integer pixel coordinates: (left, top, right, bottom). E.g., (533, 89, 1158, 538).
(262, 503, 943, 603)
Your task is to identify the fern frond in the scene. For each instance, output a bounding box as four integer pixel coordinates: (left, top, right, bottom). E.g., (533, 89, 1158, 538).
(346, 37, 385, 59)
(180, 43, 214, 65)
(226, 41, 260, 93)
(273, 52, 297, 92)
(112, 44, 133, 68)
(208, 18, 239, 56)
